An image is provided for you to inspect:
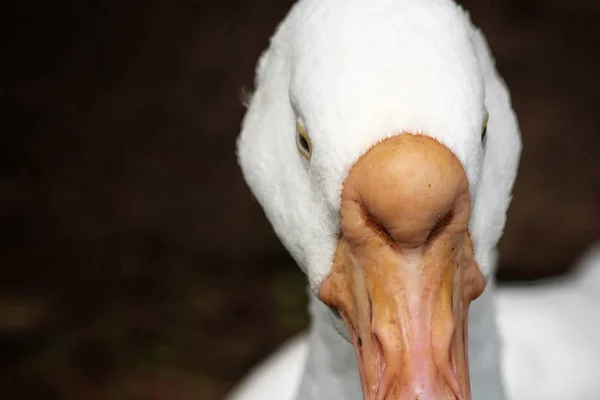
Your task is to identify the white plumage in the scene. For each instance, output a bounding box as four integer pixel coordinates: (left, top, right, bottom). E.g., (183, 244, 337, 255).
(497, 244, 600, 400)
(233, 0, 599, 398)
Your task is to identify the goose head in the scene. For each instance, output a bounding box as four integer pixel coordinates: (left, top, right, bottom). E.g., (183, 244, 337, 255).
(237, 0, 520, 399)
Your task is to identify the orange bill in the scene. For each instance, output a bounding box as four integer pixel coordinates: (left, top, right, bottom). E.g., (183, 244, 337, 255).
(319, 134, 485, 400)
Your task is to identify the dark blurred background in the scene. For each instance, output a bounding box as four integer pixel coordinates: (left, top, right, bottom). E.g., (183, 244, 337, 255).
(2, 0, 599, 399)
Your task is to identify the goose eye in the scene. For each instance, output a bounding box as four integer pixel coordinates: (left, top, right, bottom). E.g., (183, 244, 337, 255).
(296, 122, 312, 160)
(481, 112, 489, 146)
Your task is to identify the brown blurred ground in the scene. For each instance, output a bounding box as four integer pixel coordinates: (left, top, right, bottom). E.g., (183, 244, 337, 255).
(2, 0, 599, 399)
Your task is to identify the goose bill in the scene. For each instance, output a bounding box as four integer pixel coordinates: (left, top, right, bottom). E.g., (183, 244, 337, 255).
(319, 134, 485, 400)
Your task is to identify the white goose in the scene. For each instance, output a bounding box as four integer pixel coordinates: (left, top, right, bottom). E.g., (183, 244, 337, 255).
(229, 0, 600, 399)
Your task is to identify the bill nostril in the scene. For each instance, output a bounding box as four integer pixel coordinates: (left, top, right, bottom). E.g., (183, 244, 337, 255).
(360, 204, 396, 246)
(426, 210, 454, 244)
